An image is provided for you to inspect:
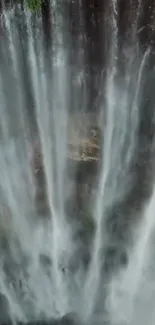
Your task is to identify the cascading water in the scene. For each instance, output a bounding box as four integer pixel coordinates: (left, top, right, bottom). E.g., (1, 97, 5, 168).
(0, 1, 155, 325)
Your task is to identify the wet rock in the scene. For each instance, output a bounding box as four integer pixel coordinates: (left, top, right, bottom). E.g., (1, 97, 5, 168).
(0, 293, 10, 323)
(103, 245, 128, 274)
(0, 313, 80, 325)
(60, 313, 78, 325)
(39, 254, 52, 275)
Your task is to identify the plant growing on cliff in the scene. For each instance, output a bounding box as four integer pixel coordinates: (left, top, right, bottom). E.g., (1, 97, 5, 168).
(26, 0, 43, 11)
(82, 212, 95, 236)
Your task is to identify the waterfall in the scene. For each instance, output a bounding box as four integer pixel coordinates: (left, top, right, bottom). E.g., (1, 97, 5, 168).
(0, 1, 155, 325)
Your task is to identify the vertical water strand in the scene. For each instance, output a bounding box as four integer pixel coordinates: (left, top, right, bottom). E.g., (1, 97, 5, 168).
(26, 4, 71, 315)
(104, 48, 151, 325)
(130, 0, 142, 44)
(95, 0, 118, 221)
(83, 0, 118, 321)
(108, 186, 155, 325)
(77, 0, 87, 114)
(25, 10, 57, 223)
(126, 47, 150, 165)
(114, 0, 143, 186)
(136, 0, 143, 37)
(69, 0, 86, 113)
(2, 6, 34, 178)
(107, 0, 143, 197)
(0, 60, 20, 236)
(130, 188, 155, 318)
(51, 3, 68, 223)
(0, 62, 20, 254)
(0, 57, 26, 323)
(111, 51, 150, 200)
(115, 0, 143, 183)
(50, 0, 74, 313)
(78, 0, 88, 153)
(0, 256, 25, 323)
(1, 7, 36, 244)
(0, 10, 37, 322)
(25, 10, 61, 315)
(123, 0, 143, 168)
(130, 194, 155, 325)
(42, 1, 73, 313)
(117, 50, 154, 320)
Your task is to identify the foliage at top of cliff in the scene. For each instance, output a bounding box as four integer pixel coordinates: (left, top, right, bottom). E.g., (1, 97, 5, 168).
(26, 0, 43, 11)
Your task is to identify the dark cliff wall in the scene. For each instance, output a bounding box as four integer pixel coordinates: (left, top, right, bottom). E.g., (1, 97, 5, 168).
(1, 0, 155, 113)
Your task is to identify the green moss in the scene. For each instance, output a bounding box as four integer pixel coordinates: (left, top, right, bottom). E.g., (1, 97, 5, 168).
(26, 0, 43, 12)
(82, 212, 95, 235)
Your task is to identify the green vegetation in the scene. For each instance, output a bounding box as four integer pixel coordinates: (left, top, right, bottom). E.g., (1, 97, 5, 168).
(82, 211, 95, 236)
(26, 0, 43, 12)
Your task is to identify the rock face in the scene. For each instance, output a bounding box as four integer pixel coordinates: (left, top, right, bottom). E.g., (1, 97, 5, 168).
(32, 113, 102, 219)
(0, 293, 10, 324)
(0, 312, 80, 325)
(68, 113, 101, 161)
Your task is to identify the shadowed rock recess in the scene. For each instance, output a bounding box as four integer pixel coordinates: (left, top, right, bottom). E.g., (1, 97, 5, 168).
(0, 310, 78, 325)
